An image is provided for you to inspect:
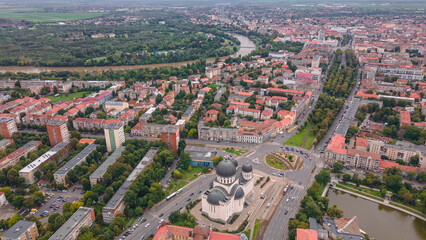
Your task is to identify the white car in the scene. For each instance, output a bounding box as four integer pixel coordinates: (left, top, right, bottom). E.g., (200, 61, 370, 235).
(145, 223, 150, 228)
(159, 219, 164, 224)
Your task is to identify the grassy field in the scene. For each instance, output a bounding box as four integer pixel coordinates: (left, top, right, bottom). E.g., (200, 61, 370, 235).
(284, 123, 316, 150)
(266, 155, 287, 170)
(0, 10, 105, 23)
(46, 91, 92, 103)
(284, 128, 307, 146)
(253, 219, 262, 239)
(220, 148, 248, 156)
(165, 167, 206, 195)
(304, 133, 316, 150)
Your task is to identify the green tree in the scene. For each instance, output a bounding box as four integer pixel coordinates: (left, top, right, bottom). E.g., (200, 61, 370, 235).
(326, 205, 343, 219)
(385, 174, 403, 193)
(188, 128, 197, 139)
(342, 173, 351, 182)
(8, 214, 23, 228)
(332, 162, 344, 173)
(315, 169, 331, 185)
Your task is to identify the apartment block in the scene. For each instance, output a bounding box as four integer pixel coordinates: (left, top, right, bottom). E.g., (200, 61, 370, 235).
(0, 139, 13, 151)
(198, 121, 238, 142)
(54, 144, 97, 185)
(0, 117, 17, 139)
(0, 141, 41, 170)
(19, 142, 71, 184)
(48, 207, 95, 240)
(1, 220, 39, 240)
(161, 125, 180, 155)
(46, 119, 70, 147)
(104, 123, 125, 152)
(102, 148, 157, 224)
(89, 146, 125, 186)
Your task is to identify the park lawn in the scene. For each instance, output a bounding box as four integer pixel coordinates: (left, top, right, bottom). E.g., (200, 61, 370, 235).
(284, 125, 309, 147)
(304, 133, 316, 150)
(46, 91, 92, 103)
(266, 155, 287, 170)
(0, 11, 105, 23)
(220, 148, 248, 156)
(253, 219, 262, 239)
(165, 167, 206, 195)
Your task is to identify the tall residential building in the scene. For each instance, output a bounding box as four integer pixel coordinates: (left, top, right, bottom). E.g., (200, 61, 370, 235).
(0, 117, 17, 139)
(1, 220, 39, 240)
(53, 144, 97, 185)
(46, 119, 70, 147)
(48, 207, 95, 240)
(161, 125, 179, 155)
(104, 123, 125, 152)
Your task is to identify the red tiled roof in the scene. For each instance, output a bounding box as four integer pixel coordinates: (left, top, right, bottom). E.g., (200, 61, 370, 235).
(327, 134, 347, 154)
(400, 111, 411, 124)
(296, 228, 318, 240)
(210, 232, 241, 240)
(356, 137, 368, 147)
(380, 160, 399, 169)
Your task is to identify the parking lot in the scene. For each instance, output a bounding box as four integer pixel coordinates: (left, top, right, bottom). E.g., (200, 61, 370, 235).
(33, 187, 84, 219)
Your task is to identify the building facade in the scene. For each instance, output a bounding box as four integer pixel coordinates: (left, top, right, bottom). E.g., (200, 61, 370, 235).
(46, 119, 70, 147)
(1, 220, 39, 240)
(48, 207, 95, 240)
(104, 124, 125, 152)
(0, 117, 17, 139)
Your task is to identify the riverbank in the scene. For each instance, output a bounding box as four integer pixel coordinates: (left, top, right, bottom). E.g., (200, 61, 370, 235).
(0, 34, 255, 74)
(330, 184, 426, 222)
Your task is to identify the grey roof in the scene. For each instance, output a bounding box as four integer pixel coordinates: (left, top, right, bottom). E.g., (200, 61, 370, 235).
(103, 148, 158, 211)
(242, 163, 252, 172)
(90, 146, 125, 181)
(207, 189, 226, 205)
(182, 106, 195, 118)
(231, 159, 238, 168)
(19, 142, 70, 173)
(234, 187, 245, 199)
(185, 145, 217, 162)
(54, 144, 97, 176)
(216, 160, 237, 178)
(2, 220, 36, 239)
(49, 207, 93, 240)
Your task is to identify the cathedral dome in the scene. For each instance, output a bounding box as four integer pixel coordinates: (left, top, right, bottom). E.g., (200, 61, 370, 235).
(242, 162, 253, 172)
(234, 187, 245, 200)
(216, 160, 237, 178)
(207, 189, 226, 205)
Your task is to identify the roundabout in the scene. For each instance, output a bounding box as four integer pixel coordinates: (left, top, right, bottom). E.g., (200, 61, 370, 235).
(265, 152, 304, 171)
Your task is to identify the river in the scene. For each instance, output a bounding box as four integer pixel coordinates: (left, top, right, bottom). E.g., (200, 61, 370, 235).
(327, 189, 426, 240)
(0, 34, 256, 74)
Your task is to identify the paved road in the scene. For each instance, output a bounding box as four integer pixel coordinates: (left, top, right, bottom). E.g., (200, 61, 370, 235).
(118, 174, 215, 239)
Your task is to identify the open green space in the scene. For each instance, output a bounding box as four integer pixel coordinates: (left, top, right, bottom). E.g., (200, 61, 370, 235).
(252, 219, 262, 239)
(0, 10, 105, 23)
(284, 127, 308, 146)
(284, 123, 315, 149)
(304, 133, 316, 150)
(266, 155, 287, 170)
(46, 91, 92, 102)
(220, 148, 248, 156)
(165, 166, 206, 195)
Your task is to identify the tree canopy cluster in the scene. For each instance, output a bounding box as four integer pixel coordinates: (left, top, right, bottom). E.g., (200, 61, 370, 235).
(0, 11, 239, 67)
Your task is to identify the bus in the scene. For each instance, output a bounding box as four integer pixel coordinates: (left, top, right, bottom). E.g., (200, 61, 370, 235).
(166, 192, 177, 200)
(177, 188, 183, 194)
(283, 184, 290, 195)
